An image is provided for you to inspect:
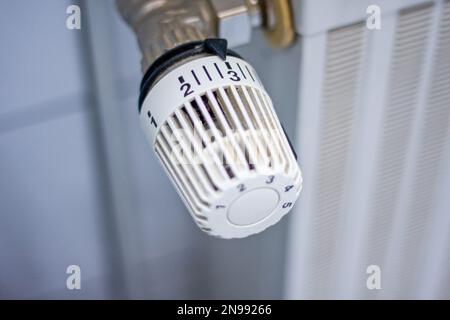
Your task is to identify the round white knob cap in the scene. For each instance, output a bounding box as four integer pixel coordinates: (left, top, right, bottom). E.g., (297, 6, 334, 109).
(227, 188, 279, 226)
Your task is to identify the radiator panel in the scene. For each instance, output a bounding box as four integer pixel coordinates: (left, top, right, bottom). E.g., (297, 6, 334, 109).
(286, 0, 450, 299)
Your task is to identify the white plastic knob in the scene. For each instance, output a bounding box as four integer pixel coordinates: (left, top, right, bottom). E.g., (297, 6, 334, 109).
(140, 55, 302, 238)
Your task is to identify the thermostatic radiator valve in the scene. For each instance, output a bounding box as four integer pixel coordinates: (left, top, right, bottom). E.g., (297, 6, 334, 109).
(117, 0, 302, 239)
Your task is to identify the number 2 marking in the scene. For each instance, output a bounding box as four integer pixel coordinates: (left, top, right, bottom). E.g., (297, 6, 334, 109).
(180, 83, 193, 97)
(237, 184, 246, 192)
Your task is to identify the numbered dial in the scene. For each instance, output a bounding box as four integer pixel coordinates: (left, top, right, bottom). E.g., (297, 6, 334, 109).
(140, 55, 302, 239)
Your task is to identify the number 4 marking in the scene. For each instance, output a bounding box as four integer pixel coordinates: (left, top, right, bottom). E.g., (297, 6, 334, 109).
(285, 185, 294, 192)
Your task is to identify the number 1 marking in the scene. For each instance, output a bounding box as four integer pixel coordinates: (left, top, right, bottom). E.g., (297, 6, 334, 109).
(147, 110, 158, 128)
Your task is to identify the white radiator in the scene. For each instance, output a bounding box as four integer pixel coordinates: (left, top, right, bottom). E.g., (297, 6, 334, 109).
(286, 0, 450, 299)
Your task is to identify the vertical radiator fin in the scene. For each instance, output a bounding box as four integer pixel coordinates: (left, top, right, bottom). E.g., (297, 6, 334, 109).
(362, 4, 433, 298)
(394, 0, 450, 297)
(307, 23, 365, 297)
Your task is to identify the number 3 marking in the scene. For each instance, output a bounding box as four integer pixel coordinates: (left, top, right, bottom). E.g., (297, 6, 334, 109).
(228, 70, 241, 82)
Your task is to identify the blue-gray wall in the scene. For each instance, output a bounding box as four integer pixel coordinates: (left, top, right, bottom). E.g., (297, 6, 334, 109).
(0, 0, 301, 299)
